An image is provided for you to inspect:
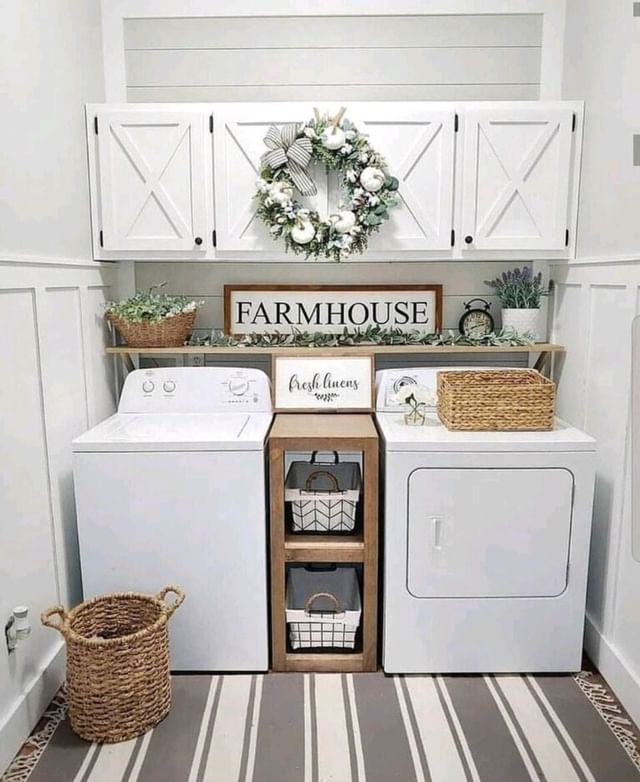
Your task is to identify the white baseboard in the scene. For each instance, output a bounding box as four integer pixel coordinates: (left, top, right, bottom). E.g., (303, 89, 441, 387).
(0, 640, 65, 776)
(585, 615, 640, 726)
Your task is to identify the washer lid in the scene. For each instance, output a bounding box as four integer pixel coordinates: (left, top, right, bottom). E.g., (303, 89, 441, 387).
(72, 412, 272, 452)
(376, 412, 596, 452)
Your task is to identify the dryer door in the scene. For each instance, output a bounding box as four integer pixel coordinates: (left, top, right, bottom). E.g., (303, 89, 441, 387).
(407, 468, 573, 598)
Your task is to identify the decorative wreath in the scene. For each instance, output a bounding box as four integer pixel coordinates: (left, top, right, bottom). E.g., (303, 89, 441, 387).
(254, 107, 400, 262)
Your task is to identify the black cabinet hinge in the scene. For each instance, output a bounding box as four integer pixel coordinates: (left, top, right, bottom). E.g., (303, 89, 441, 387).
(212, 229, 217, 247)
(99, 229, 104, 248)
(94, 116, 99, 135)
(565, 228, 570, 247)
(572, 113, 576, 132)
(454, 113, 459, 132)
(450, 229, 455, 247)
(209, 115, 214, 133)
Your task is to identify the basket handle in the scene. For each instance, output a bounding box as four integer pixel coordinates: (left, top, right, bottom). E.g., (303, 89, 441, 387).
(41, 606, 68, 635)
(302, 470, 342, 494)
(304, 592, 343, 615)
(157, 585, 186, 619)
(310, 450, 339, 465)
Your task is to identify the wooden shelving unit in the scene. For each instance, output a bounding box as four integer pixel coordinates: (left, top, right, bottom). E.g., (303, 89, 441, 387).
(106, 343, 565, 376)
(269, 414, 379, 673)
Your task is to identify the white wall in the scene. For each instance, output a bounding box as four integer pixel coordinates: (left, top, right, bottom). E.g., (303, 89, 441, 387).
(556, 0, 640, 724)
(0, 2, 118, 774)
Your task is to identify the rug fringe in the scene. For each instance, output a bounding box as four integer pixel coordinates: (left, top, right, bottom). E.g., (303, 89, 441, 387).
(573, 671, 640, 772)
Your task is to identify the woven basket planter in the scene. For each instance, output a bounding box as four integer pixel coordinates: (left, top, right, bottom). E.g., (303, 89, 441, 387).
(42, 586, 185, 743)
(106, 310, 196, 348)
(437, 369, 555, 431)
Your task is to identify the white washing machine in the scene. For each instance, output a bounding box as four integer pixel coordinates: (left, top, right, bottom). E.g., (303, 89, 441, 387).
(72, 367, 272, 672)
(376, 367, 597, 673)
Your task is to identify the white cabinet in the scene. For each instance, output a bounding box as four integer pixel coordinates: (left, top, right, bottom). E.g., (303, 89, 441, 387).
(214, 105, 457, 253)
(86, 101, 582, 261)
(88, 107, 210, 255)
(460, 106, 576, 251)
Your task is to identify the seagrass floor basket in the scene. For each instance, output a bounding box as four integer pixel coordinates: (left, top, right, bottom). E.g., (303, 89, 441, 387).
(437, 369, 555, 431)
(41, 586, 184, 743)
(106, 310, 196, 348)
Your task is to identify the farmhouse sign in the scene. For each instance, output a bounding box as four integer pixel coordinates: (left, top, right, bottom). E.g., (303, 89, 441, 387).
(272, 354, 374, 412)
(224, 285, 442, 336)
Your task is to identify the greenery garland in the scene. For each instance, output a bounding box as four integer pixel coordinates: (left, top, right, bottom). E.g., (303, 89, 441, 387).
(254, 111, 400, 262)
(189, 326, 535, 349)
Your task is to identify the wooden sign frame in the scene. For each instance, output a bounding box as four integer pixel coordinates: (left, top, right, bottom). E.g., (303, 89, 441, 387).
(271, 352, 375, 413)
(224, 284, 443, 336)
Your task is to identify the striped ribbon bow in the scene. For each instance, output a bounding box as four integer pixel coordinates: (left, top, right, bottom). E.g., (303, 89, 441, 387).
(261, 124, 317, 196)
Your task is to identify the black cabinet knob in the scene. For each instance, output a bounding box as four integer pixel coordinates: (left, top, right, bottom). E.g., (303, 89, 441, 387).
(464, 235, 473, 244)
(194, 236, 203, 246)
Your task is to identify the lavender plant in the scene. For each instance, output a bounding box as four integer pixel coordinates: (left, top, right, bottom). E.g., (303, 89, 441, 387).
(485, 267, 548, 309)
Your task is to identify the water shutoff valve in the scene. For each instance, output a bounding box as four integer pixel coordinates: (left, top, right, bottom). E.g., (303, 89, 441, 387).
(5, 606, 31, 653)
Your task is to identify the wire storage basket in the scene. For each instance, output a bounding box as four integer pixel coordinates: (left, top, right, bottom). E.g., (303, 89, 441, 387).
(106, 310, 196, 348)
(286, 565, 361, 650)
(285, 451, 361, 533)
(437, 369, 555, 431)
(41, 586, 185, 743)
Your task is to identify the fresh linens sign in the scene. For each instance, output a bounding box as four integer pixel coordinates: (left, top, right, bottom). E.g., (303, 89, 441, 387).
(272, 355, 374, 411)
(224, 285, 442, 335)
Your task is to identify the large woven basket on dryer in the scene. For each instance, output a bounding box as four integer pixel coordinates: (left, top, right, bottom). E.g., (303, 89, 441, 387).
(106, 310, 196, 348)
(41, 586, 185, 743)
(437, 369, 555, 431)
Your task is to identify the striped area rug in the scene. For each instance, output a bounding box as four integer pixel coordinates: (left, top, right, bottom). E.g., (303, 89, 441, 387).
(4, 672, 640, 782)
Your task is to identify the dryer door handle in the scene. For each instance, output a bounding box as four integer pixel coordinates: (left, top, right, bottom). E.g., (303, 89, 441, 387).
(431, 517, 443, 550)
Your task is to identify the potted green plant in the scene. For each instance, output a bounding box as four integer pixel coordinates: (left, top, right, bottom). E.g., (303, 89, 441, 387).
(105, 283, 203, 348)
(485, 267, 548, 340)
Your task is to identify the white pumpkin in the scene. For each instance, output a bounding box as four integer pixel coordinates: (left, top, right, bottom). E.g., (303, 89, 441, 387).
(269, 181, 294, 205)
(360, 166, 385, 192)
(291, 220, 315, 245)
(331, 210, 356, 234)
(321, 126, 347, 150)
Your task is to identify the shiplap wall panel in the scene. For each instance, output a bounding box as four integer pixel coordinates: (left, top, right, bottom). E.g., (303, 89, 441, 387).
(127, 47, 541, 88)
(124, 15, 543, 50)
(128, 84, 540, 102)
(135, 260, 511, 334)
(124, 13, 541, 101)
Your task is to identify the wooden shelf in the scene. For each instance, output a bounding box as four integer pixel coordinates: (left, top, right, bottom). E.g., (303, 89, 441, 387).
(269, 414, 378, 673)
(284, 531, 365, 562)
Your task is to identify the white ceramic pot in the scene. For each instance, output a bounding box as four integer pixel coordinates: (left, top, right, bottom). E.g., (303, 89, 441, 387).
(501, 308, 541, 340)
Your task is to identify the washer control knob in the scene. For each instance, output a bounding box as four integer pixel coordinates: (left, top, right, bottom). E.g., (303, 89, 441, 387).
(163, 380, 176, 394)
(229, 378, 250, 397)
(142, 380, 155, 393)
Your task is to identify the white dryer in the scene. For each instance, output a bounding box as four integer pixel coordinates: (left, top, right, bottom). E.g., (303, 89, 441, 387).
(72, 367, 272, 672)
(376, 367, 596, 673)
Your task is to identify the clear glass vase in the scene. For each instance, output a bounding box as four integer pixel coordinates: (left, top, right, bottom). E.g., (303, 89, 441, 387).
(404, 403, 426, 426)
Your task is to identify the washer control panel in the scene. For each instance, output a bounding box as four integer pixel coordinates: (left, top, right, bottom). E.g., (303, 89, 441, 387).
(119, 367, 272, 413)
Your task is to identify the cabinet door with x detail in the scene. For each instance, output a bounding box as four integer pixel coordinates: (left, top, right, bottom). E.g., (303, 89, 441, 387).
(461, 106, 575, 251)
(94, 109, 208, 253)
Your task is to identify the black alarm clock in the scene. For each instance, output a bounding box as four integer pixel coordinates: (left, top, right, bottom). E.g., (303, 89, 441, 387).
(459, 298, 494, 337)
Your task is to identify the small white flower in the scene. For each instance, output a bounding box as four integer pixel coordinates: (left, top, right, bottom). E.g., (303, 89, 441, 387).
(340, 143, 353, 156)
(368, 194, 380, 206)
(303, 126, 317, 139)
(345, 169, 357, 183)
(395, 384, 436, 406)
(342, 235, 353, 247)
(269, 225, 281, 234)
(360, 153, 369, 163)
(345, 130, 356, 140)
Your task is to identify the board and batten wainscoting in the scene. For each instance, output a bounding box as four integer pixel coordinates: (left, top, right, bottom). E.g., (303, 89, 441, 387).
(0, 259, 118, 773)
(551, 258, 640, 723)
